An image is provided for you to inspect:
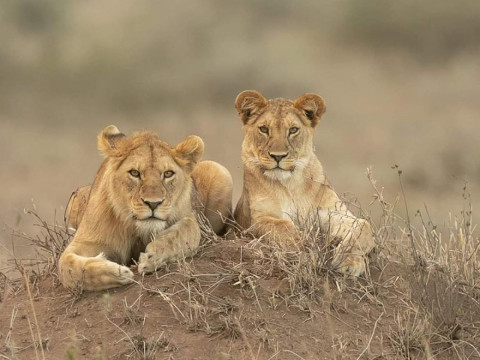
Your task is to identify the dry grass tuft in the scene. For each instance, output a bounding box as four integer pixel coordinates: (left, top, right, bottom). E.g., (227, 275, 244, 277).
(129, 332, 176, 360)
(372, 168, 480, 358)
(179, 276, 238, 337)
(2, 205, 72, 281)
(122, 296, 144, 326)
(389, 307, 432, 358)
(105, 314, 176, 360)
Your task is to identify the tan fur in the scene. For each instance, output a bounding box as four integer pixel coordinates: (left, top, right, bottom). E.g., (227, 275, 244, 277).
(60, 126, 232, 291)
(234, 91, 375, 276)
(65, 186, 90, 229)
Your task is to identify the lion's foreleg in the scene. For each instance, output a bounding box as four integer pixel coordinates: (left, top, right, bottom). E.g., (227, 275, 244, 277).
(59, 247, 134, 291)
(251, 215, 302, 250)
(137, 215, 201, 274)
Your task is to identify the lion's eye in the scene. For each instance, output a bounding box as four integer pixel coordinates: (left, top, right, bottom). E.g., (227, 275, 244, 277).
(164, 170, 175, 178)
(289, 127, 299, 135)
(259, 126, 269, 134)
(129, 169, 140, 178)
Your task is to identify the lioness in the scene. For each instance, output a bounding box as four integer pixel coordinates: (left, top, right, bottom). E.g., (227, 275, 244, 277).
(234, 90, 375, 276)
(59, 125, 233, 291)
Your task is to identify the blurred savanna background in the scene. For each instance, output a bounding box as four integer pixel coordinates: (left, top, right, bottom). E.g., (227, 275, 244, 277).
(1, 0, 479, 268)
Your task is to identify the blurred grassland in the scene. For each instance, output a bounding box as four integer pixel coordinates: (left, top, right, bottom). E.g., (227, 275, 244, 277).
(1, 0, 479, 263)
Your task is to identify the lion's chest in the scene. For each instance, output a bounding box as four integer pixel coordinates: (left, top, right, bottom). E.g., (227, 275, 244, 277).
(280, 199, 297, 221)
(279, 194, 312, 225)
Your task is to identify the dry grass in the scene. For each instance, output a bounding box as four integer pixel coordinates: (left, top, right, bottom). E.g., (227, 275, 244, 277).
(105, 315, 176, 360)
(388, 308, 432, 359)
(2, 205, 72, 281)
(371, 169, 480, 358)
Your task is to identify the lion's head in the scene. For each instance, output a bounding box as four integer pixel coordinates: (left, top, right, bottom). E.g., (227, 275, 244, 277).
(235, 90, 326, 182)
(96, 125, 204, 235)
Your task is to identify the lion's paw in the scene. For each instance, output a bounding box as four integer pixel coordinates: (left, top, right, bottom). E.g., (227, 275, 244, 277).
(117, 265, 134, 283)
(80, 258, 134, 290)
(332, 253, 366, 277)
(138, 252, 164, 274)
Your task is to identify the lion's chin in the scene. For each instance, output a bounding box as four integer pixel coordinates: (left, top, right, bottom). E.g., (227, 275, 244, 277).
(135, 218, 168, 236)
(264, 168, 293, 182)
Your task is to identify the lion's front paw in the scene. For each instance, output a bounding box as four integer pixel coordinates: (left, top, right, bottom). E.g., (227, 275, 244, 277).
(268, 220, 303, 251)
(332, 253, 366, 277)
(138, 252, 164, 274)
(117, 265, 135, 284)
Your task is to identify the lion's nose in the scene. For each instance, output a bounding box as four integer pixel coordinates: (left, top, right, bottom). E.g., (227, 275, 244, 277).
(142, 199, 164, 210)
(269, 152, 288, 163)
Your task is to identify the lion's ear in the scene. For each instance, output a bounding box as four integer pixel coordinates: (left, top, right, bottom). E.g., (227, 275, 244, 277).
(175, 135, 204, 173)
(235, 90, 267, 124)
(294, 94, 326, 127)
(97, 125, 126, 158)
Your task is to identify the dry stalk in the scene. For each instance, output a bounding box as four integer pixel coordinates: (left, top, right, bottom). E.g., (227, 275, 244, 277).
(22, 269, 45, 360)
(4, 305, 18, 348)
(356, 311, 384, 359)
(26, 315, 39, 360)
(233, 315, 255, 360)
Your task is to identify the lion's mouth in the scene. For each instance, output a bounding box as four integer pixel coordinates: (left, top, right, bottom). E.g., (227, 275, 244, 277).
(260, 164, 288, 171)
(133, 215, 166, 221)
(268, 165, 294, 172)
(147, 216, 165, 221)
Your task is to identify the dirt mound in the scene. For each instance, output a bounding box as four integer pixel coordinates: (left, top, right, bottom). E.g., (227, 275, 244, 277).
(1, 199, 480, 360)
(0, 240, 390, 359)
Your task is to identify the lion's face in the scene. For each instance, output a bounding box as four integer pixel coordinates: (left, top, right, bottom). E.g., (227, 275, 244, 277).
(235, 91, 326, 182)
(97, 126, 203, 234)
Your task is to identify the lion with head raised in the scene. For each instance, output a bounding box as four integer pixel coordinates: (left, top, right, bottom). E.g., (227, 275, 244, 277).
(234, 90, 375, 276)
(59, 125, 232, 291)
